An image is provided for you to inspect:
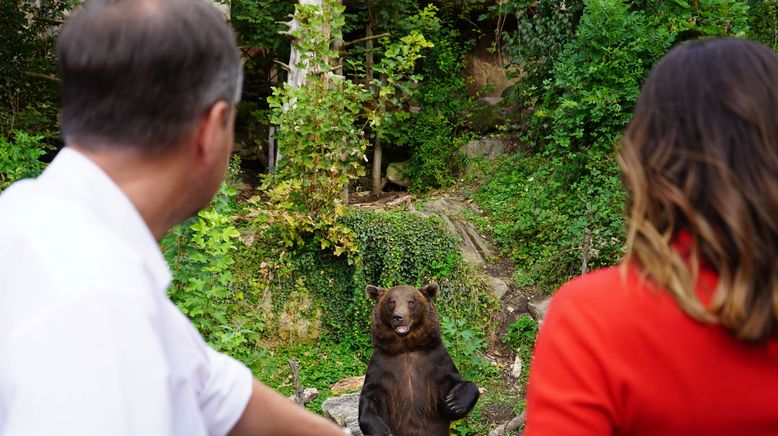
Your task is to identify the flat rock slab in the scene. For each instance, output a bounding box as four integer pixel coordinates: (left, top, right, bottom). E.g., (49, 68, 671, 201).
(322, 393, 362, 435)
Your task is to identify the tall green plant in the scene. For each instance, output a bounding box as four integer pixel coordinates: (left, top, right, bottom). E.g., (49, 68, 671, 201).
(262, 0, 368, 256)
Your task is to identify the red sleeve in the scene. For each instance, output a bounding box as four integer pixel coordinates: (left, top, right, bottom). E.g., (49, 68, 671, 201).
(524, 279, 619, 436)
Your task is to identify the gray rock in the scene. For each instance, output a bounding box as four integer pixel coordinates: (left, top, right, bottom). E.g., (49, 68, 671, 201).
(286, 387, 318, 404)
(416, 198, 496, 267)
(480, 96, 503, 106)
(528, 297, 553, 324)
(322, 393, 362, 435)
(386, 161, 411, 188)
(488, 411, 526, 435)
(488, 277, 510, 300)
(460, 139, 509, 161)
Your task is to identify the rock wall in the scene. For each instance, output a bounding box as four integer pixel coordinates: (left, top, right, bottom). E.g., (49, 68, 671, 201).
(464, 27, 516, 98)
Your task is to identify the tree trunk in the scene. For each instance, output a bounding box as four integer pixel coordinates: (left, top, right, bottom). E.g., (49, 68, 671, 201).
(366, 4, 382, 195)
(371, 134, 383, 194)
(278, 0, 323, 165)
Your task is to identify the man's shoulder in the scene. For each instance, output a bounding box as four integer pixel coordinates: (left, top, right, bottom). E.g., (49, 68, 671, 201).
(0, 179, 146, 296)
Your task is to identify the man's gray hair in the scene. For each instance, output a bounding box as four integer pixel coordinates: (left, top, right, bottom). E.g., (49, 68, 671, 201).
(57, 0, 242, 152)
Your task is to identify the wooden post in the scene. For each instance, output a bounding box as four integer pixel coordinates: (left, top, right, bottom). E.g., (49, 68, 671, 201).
(288, 359, 305, 407)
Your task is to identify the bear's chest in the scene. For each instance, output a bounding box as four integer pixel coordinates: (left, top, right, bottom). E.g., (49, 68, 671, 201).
(379, 351, 443, 423)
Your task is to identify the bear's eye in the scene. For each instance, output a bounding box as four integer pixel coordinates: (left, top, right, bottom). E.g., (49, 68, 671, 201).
(408, 300, 416, 307)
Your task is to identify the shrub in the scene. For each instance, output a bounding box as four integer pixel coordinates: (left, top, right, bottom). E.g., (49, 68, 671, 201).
(0, 131, 50, 192)
(478, 0, 751, 292)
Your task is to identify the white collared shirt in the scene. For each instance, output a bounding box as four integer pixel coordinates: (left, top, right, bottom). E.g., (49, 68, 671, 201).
(0, 148, 252, 436)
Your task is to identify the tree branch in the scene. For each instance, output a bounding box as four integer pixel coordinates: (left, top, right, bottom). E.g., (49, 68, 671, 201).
(33, 16, 65, 26)
(343, 32, 390, 48)
(22, 71, 60, 83)
(273, 60, 292, 72)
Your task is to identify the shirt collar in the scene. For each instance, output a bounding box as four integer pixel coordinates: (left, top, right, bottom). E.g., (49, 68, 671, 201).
(41, 147, 172, 292)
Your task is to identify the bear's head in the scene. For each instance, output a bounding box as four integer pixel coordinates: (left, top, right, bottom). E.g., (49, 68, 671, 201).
(366, 283, 442, 354)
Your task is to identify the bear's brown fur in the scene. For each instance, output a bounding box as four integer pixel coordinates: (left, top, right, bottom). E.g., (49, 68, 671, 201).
(358, 283, 479, 436)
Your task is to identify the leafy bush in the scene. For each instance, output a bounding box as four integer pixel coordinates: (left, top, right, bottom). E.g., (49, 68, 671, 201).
(440, 315, 496, 381)
(379, 5, 476, 192)
(0, 131, 50, 192)
(493, 0, 585, 108)
(342, 208, 461, 287)
(162, 158, 265, 363)
(748, 0, 778, 49)
(477, 0, 751, 292)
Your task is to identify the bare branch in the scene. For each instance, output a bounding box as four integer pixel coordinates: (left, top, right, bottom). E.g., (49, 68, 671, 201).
(33, 16, 65, 26)
(343, 32, 390, 48)
(22, 71, 60, 83)
(273, 60, 292, 72)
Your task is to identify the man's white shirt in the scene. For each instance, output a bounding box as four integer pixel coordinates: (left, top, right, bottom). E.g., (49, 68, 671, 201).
(0, 147, 253, 436)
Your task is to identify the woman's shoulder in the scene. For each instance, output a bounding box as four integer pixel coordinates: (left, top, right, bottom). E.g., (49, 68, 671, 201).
(545, 265, 674, 333)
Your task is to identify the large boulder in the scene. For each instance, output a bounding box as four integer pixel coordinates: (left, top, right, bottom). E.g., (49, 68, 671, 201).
(322, 393, 362, 435)
(460, 138, 509, 161)
(386, 161, 411, 188)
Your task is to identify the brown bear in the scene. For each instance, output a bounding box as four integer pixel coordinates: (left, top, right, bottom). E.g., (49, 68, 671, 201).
(358, 283, 479, 436)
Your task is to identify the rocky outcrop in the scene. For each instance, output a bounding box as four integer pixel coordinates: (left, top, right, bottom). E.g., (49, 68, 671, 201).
(417, 197, 495, 268)
(322, 393, 362, 435)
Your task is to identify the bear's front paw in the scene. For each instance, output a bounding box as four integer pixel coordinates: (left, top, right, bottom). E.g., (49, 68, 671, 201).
(444, 382, 479, 418)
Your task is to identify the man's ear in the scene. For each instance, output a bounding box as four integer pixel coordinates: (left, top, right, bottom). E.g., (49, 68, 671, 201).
(366, 285, 386, 301)
(193, 100, 231, 162)
(420, 283, 439, 299)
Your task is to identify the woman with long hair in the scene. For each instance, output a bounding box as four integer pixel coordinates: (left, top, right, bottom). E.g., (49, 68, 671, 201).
(525, 38, 778, 435)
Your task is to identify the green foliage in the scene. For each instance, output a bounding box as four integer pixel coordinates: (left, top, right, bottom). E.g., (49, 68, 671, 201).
(264, 74, 367, 255)
(366, 30, 433, 135)
(341, 208, 461, 287)
(503, 314, 538, 385)
(479, 0, 753, 291)
(231, 0, 294, 53)
(0, 0, 67, 138)
(494, 0, 585, 107)
(648, 0, 750, 41)
(440, 315, 496, 381)
(748, 0, 778, 49)
(262, 0, 368, 256)
(0, 131, 50, 192)
(251, 341, 368, 414)
(163, 158, 265, 363)
(391, 5, 476, 191)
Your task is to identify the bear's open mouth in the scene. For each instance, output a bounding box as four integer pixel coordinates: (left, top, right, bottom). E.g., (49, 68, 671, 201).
(395, 325, 410, 335)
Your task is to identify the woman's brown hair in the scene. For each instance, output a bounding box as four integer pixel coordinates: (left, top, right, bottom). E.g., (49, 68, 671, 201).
(620, 38, 778, 342)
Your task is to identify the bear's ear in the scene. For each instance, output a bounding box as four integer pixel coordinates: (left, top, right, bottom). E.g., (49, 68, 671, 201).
(366, 285, 386, 301)
(420, 283, 439, 299)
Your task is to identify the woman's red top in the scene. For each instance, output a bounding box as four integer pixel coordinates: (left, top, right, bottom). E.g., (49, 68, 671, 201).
(525, 262, 778, 435)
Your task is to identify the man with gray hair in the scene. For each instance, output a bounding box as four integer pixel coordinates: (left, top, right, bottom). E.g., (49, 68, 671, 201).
(0, 0, 348, 434)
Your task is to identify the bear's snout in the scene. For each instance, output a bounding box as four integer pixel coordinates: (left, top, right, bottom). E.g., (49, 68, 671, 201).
(392, 312, 411, 335)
